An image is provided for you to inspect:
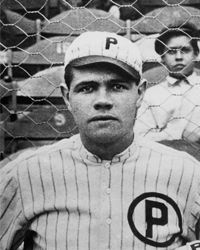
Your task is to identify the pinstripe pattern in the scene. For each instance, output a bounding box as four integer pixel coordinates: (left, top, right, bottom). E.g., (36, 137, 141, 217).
(1, 134, 200, 250)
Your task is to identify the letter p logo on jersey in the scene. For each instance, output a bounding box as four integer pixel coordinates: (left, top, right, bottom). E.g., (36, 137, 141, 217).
(127, 192, 183, 247)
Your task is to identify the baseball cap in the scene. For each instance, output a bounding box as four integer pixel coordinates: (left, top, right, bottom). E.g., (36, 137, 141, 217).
(155, 22, 199, 55)
(64, 31, 142, 81)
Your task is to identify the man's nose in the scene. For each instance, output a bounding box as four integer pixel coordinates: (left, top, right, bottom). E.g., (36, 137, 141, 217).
(175, 50, 183, 60)
(93, 89, 113, 110)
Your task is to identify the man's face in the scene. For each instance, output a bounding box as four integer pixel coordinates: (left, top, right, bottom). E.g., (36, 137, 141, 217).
(162, 35, 197, 77)
(64, 64, 142, 145)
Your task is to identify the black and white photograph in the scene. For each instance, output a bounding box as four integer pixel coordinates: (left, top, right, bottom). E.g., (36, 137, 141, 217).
(1, 1, 200, 249)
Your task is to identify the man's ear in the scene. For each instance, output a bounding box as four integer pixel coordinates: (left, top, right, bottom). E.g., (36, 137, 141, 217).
(136, 79, 147, 108)
(60, 83, 72, 111)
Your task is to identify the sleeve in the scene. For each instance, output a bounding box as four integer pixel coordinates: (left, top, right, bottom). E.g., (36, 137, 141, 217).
(176, 241, 200, 250)
(143, 119, 185, 141)
(0, 164, 27, 250)
(176, 167, 200, 250)
(181, 84, 200, 143)
(182, 108, 200, 143)
(134, 88, 185, 141)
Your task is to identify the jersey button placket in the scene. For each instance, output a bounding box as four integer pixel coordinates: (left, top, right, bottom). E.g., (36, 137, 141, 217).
(104, 162, 110, 169)
(104, 162, 111, 196)
(106, 218, 112, 225)
(100, 160, 112, 249)
(106, 188, 111, 194)
(105, 161, 112, 248)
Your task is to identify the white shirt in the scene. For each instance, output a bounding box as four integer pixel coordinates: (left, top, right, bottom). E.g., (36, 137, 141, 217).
(134, 72, 200, 142)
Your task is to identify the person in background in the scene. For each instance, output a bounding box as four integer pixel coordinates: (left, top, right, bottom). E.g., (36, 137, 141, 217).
(134, 22, 200, 143)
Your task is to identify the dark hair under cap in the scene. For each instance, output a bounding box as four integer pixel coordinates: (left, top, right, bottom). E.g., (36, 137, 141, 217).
(155, 22, 199, 55)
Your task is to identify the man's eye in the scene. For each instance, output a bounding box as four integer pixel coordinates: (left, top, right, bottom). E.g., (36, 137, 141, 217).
(112, 84, 127, 91)
(181, 47, 192, 54)
(167, 49, 176, 55)
(79, 86, 94, 93)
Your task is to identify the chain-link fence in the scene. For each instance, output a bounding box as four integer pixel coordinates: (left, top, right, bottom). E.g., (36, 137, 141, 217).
(1, 0, 200, 166)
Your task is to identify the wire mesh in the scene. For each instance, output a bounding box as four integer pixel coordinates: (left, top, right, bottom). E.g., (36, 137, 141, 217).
(0, 0, 200, 166)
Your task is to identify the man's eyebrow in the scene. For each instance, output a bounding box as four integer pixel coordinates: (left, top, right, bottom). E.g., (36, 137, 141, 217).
(108, 77, 133, 84)
(109, 78, 125, 82)
(73, 81, 97, 90)
(76, 81, 97, 85)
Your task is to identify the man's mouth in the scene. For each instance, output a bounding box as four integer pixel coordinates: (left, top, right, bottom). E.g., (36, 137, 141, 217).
(173, 64, 185, 70)
(89, 115, 118, 122)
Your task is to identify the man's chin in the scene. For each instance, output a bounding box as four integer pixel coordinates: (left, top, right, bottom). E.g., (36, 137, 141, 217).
(170, 68, 192, 78)
(170, 71, 185, 79)
(88, 131, 121, 144)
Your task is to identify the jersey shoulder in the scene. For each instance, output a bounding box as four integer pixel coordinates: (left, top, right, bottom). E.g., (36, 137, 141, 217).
(0, 134, 81, 173)
(136, 136, 200, 166)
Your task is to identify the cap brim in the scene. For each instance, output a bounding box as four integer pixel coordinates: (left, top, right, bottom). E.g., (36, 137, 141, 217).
(68, 55, 140, 81)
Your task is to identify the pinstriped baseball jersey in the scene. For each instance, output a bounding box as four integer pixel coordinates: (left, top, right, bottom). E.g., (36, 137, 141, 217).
(1, 134, 200, 250)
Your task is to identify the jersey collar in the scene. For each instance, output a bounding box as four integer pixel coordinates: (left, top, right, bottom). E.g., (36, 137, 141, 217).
(76, 134, 139, 164)
(167, 71, 198, 86)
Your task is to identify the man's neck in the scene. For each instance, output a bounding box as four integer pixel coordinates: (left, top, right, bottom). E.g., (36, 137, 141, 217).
(81, 134, 134, 161)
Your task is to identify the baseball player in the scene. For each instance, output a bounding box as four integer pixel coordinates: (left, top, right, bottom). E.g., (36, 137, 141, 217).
(1, 31, 200, 250)
(134, 22, 200, 142)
